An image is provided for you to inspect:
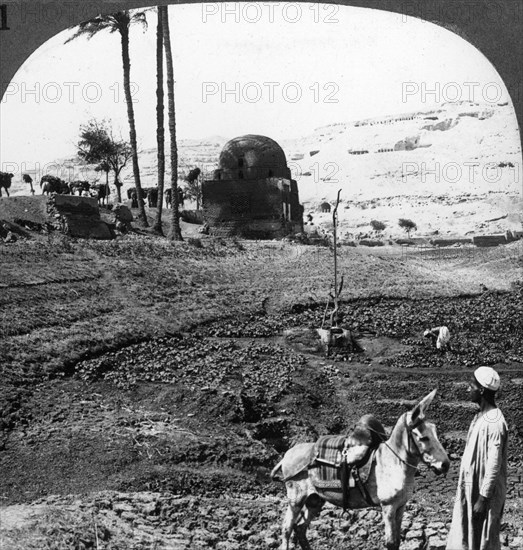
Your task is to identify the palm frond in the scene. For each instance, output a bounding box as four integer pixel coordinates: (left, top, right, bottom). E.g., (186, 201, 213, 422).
(130, 10, 149, 31)
(64, 10, 148, 44)
(65, 16, 118, 43)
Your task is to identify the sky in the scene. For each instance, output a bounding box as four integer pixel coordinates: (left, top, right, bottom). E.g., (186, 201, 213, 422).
(0, 3, 512, 174)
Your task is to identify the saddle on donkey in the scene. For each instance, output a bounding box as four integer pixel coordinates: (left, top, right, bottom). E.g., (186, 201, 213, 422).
(314, 415, 386, 507)
(272, 414, 387, 507)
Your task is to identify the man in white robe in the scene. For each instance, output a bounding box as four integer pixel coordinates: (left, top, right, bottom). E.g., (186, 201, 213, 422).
(446, 366, 508, 550)
(424, 326, 452, 351)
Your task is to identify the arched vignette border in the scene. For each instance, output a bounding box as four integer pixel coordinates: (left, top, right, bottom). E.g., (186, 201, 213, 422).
(0, 0, 522, 153)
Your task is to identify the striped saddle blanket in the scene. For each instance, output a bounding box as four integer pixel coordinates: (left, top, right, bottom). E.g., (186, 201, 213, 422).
(313, 435, 374, 490)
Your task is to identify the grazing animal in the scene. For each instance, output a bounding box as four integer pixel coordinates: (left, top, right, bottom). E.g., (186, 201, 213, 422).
(40, 175, 69, 195)
(0, 172, 14, 197)
(143, 187, 158, 208)
(164, 188, 171, 208)
(271, 390, 449, 550)
(69, 180, 90, 196)
(22, 174, 35, 195)
(126, 187, 148, 209)
(91, 183, 110, 206)
(60, 180, 70, 194)
(127, 187, 138, 209)
(164, 187, 185, 209)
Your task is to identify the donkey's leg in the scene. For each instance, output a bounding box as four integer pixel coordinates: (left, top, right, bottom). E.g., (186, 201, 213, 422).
(381, 504, 401, 550)
(280, 481, 308, 550)
(294, 493, 324, 550)
(281, 504, 297, 550)
(394, 504, 406, 547)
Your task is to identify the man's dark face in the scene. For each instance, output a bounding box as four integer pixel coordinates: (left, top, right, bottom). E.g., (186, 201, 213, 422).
(468, 378, 483, 403)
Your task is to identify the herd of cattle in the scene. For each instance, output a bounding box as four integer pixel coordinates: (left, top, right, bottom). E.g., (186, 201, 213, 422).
(0, 171, 185, 208)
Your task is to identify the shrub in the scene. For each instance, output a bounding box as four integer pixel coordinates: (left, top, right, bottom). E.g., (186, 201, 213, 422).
(370, 220, 386, 232)
(359, 239, 384, 247)
(398, 218, 417, 238)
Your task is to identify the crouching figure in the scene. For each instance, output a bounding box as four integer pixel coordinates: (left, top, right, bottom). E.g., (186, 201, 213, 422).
(424, 325, 452, 351)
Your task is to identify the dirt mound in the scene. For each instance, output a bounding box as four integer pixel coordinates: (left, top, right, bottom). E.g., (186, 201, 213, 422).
(0, 195, 112, 239)
(0, 195, 50, 226)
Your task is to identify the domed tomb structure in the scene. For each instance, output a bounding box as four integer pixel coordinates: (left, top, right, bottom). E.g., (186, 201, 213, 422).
(202, 135, 303, 238)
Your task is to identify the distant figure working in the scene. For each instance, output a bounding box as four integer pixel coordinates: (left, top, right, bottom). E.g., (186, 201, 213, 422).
(22, 174, 35, 195)
(424, 326, 452, 351)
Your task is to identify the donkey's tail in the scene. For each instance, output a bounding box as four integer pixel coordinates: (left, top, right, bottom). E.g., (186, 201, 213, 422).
(270, 459, 284, 482)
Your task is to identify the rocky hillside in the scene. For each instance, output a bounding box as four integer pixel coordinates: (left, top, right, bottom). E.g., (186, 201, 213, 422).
(281, 101, 522, 238)
(7, 101, 522, 238)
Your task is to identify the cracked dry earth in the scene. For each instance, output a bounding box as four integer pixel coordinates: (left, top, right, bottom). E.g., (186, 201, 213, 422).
(1, 240, 522, 550)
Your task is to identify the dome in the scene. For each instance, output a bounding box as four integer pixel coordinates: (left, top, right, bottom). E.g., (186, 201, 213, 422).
(217, 135, 290, 180)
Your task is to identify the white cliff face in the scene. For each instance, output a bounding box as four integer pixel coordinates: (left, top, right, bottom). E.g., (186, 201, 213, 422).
(280, 101, 522, 238)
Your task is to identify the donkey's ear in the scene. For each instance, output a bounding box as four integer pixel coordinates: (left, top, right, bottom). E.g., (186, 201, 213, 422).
(410, 389, 437, 425)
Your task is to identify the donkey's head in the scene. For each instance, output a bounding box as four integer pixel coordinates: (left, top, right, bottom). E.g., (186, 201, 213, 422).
(407, 389, 449, 475)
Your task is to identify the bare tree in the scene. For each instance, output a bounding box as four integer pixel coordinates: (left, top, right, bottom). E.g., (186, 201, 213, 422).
(77, 118, 132, 203)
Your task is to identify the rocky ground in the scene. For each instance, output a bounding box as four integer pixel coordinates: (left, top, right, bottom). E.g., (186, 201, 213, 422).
(0, 230, 522, 549)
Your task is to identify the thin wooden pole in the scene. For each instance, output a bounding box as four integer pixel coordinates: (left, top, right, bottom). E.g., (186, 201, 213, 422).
(332, 189, 342, 326)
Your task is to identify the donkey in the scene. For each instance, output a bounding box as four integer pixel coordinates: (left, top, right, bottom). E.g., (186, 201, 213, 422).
(271, 390, 449, 550)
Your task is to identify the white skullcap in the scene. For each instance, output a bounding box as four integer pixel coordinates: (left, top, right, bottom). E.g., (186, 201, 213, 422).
(474, 366, 500, 391)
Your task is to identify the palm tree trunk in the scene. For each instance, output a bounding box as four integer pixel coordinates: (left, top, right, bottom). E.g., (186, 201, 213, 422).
(153, 7, 165, 235)
(114, 176, 122, 203)
(120, 26, 148, 226)
(161, 5, 182, 241)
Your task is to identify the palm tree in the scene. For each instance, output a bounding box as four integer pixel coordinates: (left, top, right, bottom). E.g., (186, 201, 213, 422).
(153, 7, 165, 235)
(161, 5, 183, 241)
(65, 10, 149, 226)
